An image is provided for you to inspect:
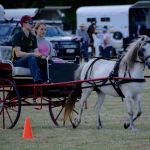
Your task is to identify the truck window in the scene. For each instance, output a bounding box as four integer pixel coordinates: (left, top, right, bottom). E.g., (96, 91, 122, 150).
(87, 18, 96, 23)
(0, 26, 10, 36)
(101, 17, 110, 22)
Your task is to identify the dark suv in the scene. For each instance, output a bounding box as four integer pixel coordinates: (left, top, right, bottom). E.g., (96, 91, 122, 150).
(45, 25, 81, 61)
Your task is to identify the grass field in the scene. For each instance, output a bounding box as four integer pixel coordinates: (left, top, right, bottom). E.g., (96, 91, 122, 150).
(0, 74, 150, 150)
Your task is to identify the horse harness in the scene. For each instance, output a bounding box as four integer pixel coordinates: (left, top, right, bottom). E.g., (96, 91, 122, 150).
(84, 57, 146, 99)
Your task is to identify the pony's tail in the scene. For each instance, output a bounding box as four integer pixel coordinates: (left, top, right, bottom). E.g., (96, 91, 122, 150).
(63, 83, 81, 122)
(63, 64, 84, 123)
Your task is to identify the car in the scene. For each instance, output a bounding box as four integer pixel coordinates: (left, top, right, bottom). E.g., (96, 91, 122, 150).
(45, 25, 81, 61)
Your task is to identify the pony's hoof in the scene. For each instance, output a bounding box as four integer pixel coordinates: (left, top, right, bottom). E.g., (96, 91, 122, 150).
(72, 118, 79, 129)
(124, 123, 130, 129)
(72, 123, 77, 129)
(96, 125, 102, 130)
(132, 127, 138, 132)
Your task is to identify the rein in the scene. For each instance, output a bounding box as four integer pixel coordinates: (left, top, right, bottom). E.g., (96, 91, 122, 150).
(84, 58, 104, 91)
(145, 55, 150, 61)
(84, 57, 101, 80)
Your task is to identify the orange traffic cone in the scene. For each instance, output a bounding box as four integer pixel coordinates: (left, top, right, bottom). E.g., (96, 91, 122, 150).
(22, 116, 33, 139)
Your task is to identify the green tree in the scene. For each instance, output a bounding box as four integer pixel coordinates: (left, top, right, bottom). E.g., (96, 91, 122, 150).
(0, 0, 140, 29)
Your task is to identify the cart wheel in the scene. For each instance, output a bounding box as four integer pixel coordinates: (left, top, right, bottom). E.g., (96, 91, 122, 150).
(48, 97, 79, 127)
(0, 79, 21, 129)
(48, 97, 66, 126)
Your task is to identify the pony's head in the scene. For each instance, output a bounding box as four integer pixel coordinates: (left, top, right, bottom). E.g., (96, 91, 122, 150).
(121, 35, 150, 69)
(139, 41, 150, 68)
(139, 35, 149, 48)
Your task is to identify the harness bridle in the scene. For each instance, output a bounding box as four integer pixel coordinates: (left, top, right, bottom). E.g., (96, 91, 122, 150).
(145, 55, 150, 61)
(109, 40, 150, 98)
(138, 39, 150, 64)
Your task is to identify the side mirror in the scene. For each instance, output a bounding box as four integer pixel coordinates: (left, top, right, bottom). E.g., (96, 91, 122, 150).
(113, 32, 123, 40)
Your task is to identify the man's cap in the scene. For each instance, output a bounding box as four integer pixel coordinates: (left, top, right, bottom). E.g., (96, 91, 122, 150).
(20, 15, 33, 26)
(92, 21, 96, 25)
(80, 23, 84, 27)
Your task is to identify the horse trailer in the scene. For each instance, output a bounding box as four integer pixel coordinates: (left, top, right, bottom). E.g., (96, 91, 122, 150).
(76, 1, 150, 39)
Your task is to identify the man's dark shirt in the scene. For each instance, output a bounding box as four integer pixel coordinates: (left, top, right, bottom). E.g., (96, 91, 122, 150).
(12, 30, 37, 57)
(87, 24, 95, 44)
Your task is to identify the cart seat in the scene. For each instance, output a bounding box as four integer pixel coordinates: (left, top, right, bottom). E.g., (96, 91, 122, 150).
(0, 46, 31, 76)
(13, 67, 31, 76)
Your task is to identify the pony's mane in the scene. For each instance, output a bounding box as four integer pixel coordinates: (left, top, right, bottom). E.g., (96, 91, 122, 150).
(120, 37, 142, 69)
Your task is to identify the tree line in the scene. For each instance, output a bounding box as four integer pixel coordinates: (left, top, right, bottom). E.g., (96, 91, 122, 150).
(1, 0, 141, 29)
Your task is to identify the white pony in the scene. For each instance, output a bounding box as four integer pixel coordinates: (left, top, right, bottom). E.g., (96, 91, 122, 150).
(64, 35, 150, 130)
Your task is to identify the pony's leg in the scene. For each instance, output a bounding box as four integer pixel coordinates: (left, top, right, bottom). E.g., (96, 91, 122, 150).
(74, 88, 93, 127)
(96, 91, 105, 129)
(124, 94, 142, 129)
(133, 94, 142, 120)
(124, 97, 135, 130)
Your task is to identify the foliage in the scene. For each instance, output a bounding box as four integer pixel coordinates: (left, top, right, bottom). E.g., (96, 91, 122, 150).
(0, 0, 141, 29)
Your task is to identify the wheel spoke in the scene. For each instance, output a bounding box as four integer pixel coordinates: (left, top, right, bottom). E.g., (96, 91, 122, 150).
(0, 99, 4, 114)
(5, 107, 13, 124)
(2, 107, 5, 129)
(55, 107, 64, 121)
(49, 98, 66, 126)
(70, 100, 79, 128)
(3, 104, 18, 112)
(48, 96, 79, 127)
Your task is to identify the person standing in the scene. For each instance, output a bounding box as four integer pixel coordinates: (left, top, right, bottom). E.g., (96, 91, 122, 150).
(12, 15, 45, 83)
(76, 23, 89, 62)
(99, 26, 112, 59)
(92, 30, 102, 57)
(87, 21, 96, 46)
(87, 21, 96, 56)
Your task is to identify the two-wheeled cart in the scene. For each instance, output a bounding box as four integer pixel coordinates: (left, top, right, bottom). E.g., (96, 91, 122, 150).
(0, 59, 79, 129)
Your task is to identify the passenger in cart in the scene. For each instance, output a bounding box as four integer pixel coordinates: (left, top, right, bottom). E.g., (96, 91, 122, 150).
(34, 22, 67, 64)
(12, 15, 47, 83)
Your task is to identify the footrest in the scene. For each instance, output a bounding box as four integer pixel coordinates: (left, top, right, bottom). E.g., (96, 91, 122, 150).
(48, 63, 78, 83)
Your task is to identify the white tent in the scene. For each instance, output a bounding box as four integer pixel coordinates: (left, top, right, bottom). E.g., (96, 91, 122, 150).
(4, 8, 38, 21)
(4, 6, 71, 22)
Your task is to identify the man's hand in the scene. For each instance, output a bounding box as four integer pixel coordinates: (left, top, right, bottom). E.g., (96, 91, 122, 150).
(41, 55, 47, 59)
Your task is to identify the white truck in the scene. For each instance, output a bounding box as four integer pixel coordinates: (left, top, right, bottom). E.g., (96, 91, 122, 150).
(0, 4, 5, 20)
(76, 1, 150, 56)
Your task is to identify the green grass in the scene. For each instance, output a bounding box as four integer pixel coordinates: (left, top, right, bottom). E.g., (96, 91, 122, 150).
(0, 78, 150, 150)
